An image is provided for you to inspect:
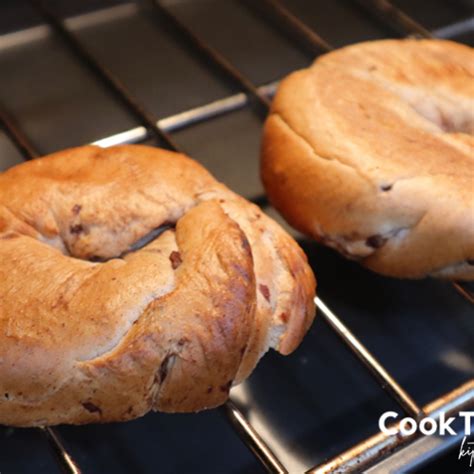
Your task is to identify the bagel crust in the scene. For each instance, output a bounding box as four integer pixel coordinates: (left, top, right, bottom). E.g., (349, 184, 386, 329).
(0, 145, 315, 426)
(262, 39, 474, 280)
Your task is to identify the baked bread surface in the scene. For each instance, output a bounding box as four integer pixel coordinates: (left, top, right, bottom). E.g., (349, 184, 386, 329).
(262, 39, 474, 279)
(0, 145, 315, 426)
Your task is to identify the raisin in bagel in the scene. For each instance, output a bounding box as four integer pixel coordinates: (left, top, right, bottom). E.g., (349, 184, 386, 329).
(262, 39, 473, 280)
(0, 145, 315, 426)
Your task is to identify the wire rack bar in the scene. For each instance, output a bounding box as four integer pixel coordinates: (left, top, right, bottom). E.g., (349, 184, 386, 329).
(223, 400, 289, 474)
(241, 0, 333, 54)
(222, 401, 285, 471)
(41, 427, 83, 474)
(0, 106, 39, 160)
(315, 298, 424, 419)
(352, 0, 432, 37)
(93, 80, 278, 147)
(434, 17, 474, 39)
(306, 379, 474, 473)
(149, 0, 270, 115)
(28, 0, 177, 151)
(453, 281, 474, 304)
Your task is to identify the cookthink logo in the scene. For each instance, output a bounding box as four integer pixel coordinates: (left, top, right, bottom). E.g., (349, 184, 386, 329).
(378, 411, 474, 467)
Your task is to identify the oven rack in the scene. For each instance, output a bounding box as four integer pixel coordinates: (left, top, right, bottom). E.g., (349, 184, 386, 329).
(0, 1, 472, 472)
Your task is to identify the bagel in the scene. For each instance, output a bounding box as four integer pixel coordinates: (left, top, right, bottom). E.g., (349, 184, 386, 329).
(0, 145, 315, 426)
(262, 39, 474, 280)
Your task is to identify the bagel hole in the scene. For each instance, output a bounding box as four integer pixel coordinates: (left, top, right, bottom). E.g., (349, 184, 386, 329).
(88, 223, 175, 263)
(380, 184, 393, 192)
(126, 223, 174, 254)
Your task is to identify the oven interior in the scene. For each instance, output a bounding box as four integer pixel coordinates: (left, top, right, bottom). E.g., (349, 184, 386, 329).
(0, 1, 473, 473)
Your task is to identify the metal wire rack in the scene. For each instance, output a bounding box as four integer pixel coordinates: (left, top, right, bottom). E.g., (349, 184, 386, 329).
(0, 0, 473, 472)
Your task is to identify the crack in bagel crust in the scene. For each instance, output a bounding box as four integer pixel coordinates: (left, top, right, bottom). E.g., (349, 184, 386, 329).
(0, 145, 316, 426)
(262, 39, 474, 280)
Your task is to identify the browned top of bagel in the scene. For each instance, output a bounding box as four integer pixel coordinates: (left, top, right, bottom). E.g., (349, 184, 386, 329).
(0, 145, 315, 426)
(262, 39, 474, 280)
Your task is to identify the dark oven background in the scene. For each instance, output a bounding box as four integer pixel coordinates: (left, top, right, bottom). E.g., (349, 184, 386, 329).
(0, 1, 473, 473)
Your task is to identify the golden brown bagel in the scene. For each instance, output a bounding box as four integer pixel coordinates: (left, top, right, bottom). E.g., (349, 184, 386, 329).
(262, 39, 474, 280)
(0, 145, 315, 426)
